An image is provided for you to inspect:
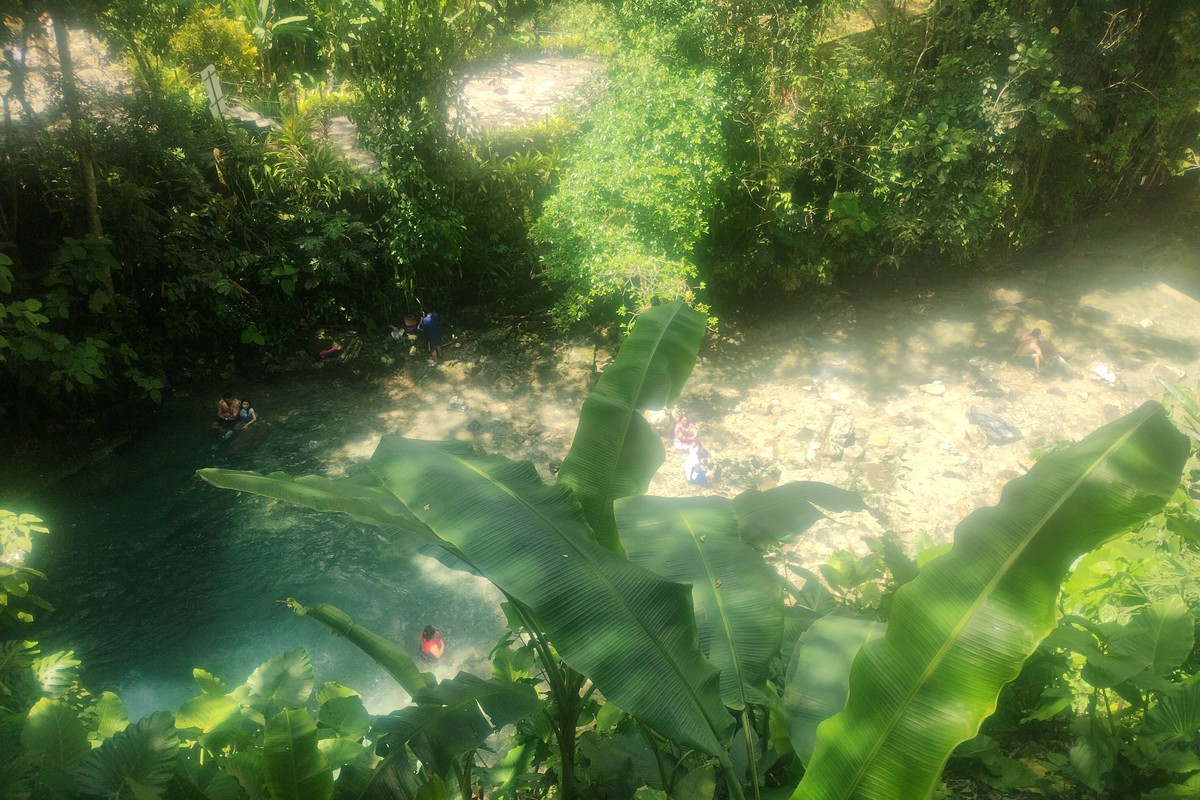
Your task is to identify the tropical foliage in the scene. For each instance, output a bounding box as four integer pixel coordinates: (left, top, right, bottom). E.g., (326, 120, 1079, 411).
(3, 0, 1198, 430)
(1, 304, 1198, 798)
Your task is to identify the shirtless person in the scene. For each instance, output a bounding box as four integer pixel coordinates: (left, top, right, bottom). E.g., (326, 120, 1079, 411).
(1015, 329, 1044, 373)
(212, 391, 239, 432)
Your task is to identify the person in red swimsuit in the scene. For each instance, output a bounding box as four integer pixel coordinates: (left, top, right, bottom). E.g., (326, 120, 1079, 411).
(419, 625, 445, 660)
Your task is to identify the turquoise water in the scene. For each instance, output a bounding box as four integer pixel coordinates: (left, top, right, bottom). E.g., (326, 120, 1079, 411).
(24, 370, 505, 719)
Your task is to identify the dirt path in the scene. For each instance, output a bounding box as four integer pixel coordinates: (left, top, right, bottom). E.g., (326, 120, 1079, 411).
(362, 193, 1199, 568)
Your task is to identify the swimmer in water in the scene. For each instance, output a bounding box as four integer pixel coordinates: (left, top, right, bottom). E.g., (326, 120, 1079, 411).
(419, 625, 445, 660)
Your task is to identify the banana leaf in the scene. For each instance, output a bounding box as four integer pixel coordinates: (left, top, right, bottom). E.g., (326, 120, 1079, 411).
(195, 471, 443, 551)
(202, 435, 731, 757)
(793, 401, 1189, 800)
(285, 599, 434, 696)
(371, 672, 542, 776)
(368, 437, 732, 756)
(784, 612, 886, 765)
(558, 301, 707, 553)
(616, 495, 783, 710)
(733, 483, 868, 551)
(263, 708, 333, 800)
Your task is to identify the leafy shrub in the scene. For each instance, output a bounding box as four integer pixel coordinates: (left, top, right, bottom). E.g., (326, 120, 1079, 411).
(533, 51, 727, 323)
(168, 4, 259, 87)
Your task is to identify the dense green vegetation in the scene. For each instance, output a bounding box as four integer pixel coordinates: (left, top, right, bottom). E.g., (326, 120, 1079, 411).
(1, 0, 1197, 435)
(3, 304, 1200, 798)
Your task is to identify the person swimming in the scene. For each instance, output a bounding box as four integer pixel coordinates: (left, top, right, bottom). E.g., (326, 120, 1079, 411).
(419, 625, 445, 660)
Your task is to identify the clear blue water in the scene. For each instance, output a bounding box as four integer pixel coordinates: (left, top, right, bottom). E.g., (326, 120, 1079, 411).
(22, 371, 505, 719)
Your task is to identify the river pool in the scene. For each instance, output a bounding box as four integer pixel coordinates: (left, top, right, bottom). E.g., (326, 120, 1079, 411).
(22, 367, 506, 719)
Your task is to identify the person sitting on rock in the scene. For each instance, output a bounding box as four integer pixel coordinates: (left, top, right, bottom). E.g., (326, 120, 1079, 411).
(1014, 328, 1044, 373)
(684, 445, 722, 489)
(673, 413, 698, 451)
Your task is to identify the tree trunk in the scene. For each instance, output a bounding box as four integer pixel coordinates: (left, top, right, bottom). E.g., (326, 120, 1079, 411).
(50, 10, 113, 299)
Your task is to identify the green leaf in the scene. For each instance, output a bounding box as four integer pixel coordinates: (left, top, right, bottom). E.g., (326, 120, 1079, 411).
(75, 711, 180, 798)
(733, 483, 867, 550)
(317, 737, 370, 769)
(22, 697, 90, 772)
(368, 436, 732, 756)
(784, 612, 886, 764)
(176, 693, 242, 752)
(194, 668, 228, 695)
(1102, 595, 1194, 687)
(673, 764, 717, 800)
(1143, 683, 1200, 742)
(373, 672, 542, 775)
(34, 650, 80, 697)
(263, 709, 333, 800)
(223, 751, 267, 800)
(617, 495, 783, 709)
(238, 648, 314, 712)
(195, 471, 443, 552)
(793, 402, 1189, 800)
(318, 695, 371, 740)
(1070, 711, 1117, 792)
(94, 691, 130, 740)
(286, 600, 433, 696)
(558, 301, 706, 552)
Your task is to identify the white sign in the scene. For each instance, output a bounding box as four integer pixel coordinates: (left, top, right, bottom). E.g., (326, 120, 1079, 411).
(199, 64, 229, 119)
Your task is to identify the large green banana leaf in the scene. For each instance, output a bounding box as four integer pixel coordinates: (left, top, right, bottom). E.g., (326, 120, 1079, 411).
(285, 599, 434, 696)
(557, 301, 707, 553)
(784, 612, 886, 764)
(793, 401, 1189, 800)
(371, 672, 542, 776)
(195, 471, 446, 553)
(616, 496, 782, 710)
(732, 483, 868, 550)
(367, 437, 732, 756)
(200, 436, 731, 757)
(263, 708, 333, 800)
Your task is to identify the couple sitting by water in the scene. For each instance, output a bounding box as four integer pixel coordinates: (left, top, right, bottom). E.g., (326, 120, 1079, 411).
(212, 391, 258, 437)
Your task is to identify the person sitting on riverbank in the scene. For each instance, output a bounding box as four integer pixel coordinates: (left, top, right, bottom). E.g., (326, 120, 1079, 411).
(673, 413, 698, 451)
(236, 399, 258, 429)
(683, 444, 722, 489)
(419, 625, 445, 660)
(212, 391, 239, 433)
(1015, 328, 1044, 373)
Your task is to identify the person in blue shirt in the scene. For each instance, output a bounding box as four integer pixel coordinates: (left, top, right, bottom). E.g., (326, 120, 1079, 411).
(235, 399, 258, 429)
(419, 304, 443, 365)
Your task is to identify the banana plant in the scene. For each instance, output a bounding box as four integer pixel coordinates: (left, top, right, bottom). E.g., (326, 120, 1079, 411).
(790, 400, 1189, 800)
(198, 302, 1190, 800)
(199, 302, 738, 798)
